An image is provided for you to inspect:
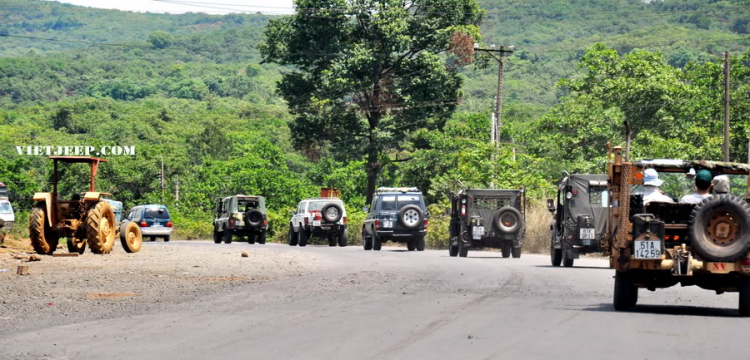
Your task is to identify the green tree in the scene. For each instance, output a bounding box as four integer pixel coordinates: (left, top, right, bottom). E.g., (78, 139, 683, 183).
(260, 0, 484, 204)
(148, 31, 175, 49)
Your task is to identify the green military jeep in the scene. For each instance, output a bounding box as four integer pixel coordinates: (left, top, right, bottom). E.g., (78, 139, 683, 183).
(448, 188, 525, 258)
(213, 195, 268, 244)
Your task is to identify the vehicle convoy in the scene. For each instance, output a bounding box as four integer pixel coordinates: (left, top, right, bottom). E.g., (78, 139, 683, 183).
(124, 204, 173, 242)
(362, 187, 428, 251)
(29, 156, 142, 255)
(448, 188, 525, 258)
(289, 190, 347, 247)
(607, 146, 750, 315)
(214, 195, 268, 244)
(548, 174, 609, 267)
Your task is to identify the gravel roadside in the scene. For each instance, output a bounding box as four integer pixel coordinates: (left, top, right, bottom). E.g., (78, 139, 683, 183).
(0, 241, 315, 334)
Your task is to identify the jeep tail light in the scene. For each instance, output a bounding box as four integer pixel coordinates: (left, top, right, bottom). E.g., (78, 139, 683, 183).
(343, 217, 347, 224)
(461, 205, 466, 216)
(304, 218, 309, 226)
(166, 220, 173, 227)
(572, 189, 578, 196)
(424, 219, 429, 229)
(315, 212, 321, 221)
(139, 220, 148, 227)
(228, 218, 236, 229)
(375, 219, 381, 230)
(263, 220, 267, 227)
(742, 258, 750, 273)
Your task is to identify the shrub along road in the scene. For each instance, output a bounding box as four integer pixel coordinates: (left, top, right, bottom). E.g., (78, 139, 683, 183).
(0, 241, 746, 359)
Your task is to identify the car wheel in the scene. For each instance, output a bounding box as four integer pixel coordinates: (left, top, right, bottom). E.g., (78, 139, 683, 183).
(298, 227, 308, 247)
(372, 232, 382, 251)
(406, 239, 416, 251)
(458, 240, 468, 258)
(223, 229, 232, 244)
(214, 231, 222, 244)
(613, 271, 638, 311)
(551, 233, 562, 266)
(449, 239, 459, 257)
(288, 224, 298, 246)
(163, 236, 170, 243)
(563, 250, 574, 267)
(501, 246, 511, 258)
(248, 234, 256, 244)
(363, 228, 372, 251)
(511, 246, 521, 258)
(416, 236, 425, 251)
(150, 237, 156, 242)
(338, 230, 348, 247)
(739, 276, 750, 317)
(328, 237, 337, 247)
(258, 232, 266, 245)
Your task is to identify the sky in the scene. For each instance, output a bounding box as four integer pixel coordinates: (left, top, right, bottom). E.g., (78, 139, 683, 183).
(46, 0, 295, 15)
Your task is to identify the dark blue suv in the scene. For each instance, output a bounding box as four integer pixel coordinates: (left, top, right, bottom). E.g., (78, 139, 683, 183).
(362, 187, 428, 251)
(123, 204, 173, 242)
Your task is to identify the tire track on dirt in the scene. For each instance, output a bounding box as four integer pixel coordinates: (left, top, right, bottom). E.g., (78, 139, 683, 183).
(367, 265, 524, 360)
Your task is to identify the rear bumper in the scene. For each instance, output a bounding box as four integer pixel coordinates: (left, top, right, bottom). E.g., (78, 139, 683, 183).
(140, 227, 173, 236)
(311, 224, 346, 235)
(376, 229, 426, 241)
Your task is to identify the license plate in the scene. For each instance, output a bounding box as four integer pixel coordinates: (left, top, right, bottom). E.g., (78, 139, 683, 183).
(313, 220, 321, 226)
(634, 240, 661, 259)
(472, 226, 485, 240)
(579, 228, 595, 240)
(383, 220, 392, 228)
(321, 226, 330, 230)
(152, 224, 162, 228)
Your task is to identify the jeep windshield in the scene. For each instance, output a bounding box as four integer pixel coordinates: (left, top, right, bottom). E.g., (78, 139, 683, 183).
(381, 195, 421, 211)
(0, 202, 11, 214)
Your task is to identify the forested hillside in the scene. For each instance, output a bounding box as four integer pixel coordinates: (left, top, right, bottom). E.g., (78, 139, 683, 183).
(0, 0, 748, 241)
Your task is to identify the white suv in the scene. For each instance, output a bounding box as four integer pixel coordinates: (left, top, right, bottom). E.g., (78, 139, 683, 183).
(0, 199, 14, 229)
(288, 198, 348, 247)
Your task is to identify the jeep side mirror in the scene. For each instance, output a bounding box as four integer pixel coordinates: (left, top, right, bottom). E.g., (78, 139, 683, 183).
(289, 210, 295, 216)
(546, 199, 555, 213)
(362, 206, 369, 212)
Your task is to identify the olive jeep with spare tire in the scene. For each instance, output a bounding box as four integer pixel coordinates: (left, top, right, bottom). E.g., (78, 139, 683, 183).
(607, 146, 750, 316)
(29, 156, 142, 255)
(288, 197, 348, 247)
(213, 195, 268, 244)
(448, 188, 525, 258)
(362, 187, 428, 251)
(548, 173, 609, 267)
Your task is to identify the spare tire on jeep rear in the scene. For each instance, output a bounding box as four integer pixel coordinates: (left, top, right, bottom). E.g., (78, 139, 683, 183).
(321, 203, 343, 223)
(689, 194, 750, 262)
(399, 204, 423, 229)
(495, 206, 523, 234)
(245, 210, 264, 227)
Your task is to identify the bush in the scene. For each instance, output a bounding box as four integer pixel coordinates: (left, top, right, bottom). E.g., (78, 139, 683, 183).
(426, 203, 449, 249)
(522, 200, 551, 254)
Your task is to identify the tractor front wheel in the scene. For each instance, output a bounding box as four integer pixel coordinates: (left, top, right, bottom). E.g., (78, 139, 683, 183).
(86, 201, 116, 254)
(29, 205, 59, 255)
(120, 221, 143, 253)
(67, 237, 86, 255)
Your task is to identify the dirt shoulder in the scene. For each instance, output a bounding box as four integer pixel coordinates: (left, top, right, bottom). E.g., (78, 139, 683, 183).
(0, 240, 315, 334)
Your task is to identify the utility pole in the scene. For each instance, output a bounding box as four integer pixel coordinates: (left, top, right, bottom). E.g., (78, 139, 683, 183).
(474, 43, 514, 188)
(174, 174, 180, 202)
(723, 51, 730, 162)
(474, 43, 514, 144)
(160, 156, 165, 203)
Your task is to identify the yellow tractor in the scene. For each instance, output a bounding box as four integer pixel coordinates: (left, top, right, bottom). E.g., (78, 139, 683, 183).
(29, 156, 142, 255)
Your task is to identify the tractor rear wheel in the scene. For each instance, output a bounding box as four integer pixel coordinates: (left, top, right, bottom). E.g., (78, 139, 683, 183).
(120, 221, 143, 253)
(86, 201, 116, 254)
(30, 205, 59, 255)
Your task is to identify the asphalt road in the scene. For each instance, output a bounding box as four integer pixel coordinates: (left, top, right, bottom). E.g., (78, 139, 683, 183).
(1, 241, 746, 359)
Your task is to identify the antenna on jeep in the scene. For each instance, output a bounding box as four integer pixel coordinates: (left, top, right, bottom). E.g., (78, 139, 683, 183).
(624, 121, 632, 162)
(456, 180, 466, 190)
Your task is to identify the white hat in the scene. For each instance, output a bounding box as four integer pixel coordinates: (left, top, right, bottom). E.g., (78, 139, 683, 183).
(712, 175, 729, 194)
(686, 168, 696, 178)
(643, 168, 663, 187)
